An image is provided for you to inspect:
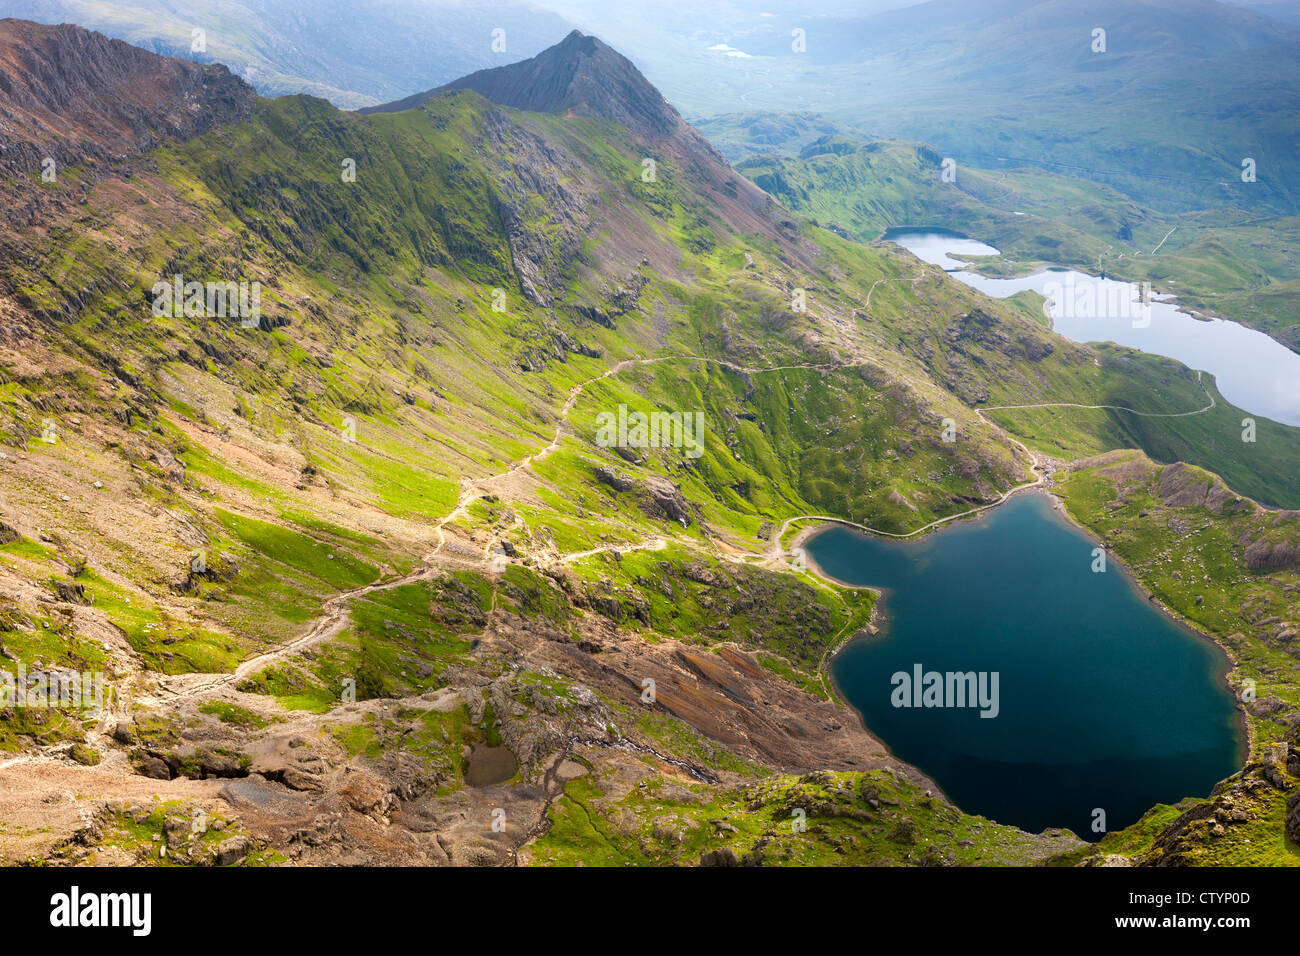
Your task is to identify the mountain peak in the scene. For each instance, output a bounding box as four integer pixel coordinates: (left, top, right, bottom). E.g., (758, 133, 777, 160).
(364, 29, 682, 142)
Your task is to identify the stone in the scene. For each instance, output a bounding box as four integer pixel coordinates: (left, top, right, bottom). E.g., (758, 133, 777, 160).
(212, 836, 253, 866)
(52, 580, 89, 605)
(699, 847, 739, 867)
(135, 755, 171, 780)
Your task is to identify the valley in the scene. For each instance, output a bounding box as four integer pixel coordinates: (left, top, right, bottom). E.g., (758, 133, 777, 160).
(0, 4, 1295, 877)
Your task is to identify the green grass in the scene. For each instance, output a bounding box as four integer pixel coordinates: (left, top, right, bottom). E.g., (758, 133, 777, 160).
(530, 767, 1081, 867)
(735, 137, 1300, 351)
(198, 701, 273, 730)
(238, 569, 564, 712)
(216, 509, 377, 590)
(331, 721, 384, 759)
(78, 567, 242, 674)
(566, 542, 871, 674)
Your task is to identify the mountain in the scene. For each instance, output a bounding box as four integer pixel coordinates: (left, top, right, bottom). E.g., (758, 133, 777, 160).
(14, 0, 1298, 214)
(0, 0, 576, 108)
(0, 17, 1066, 866)
(533, 0, 1300, 215)
(363, 29, 769, 257)
(0, 19, 1295, 869)
(735, 136, 1300, 361)
(364, 28, 732, 175)
(370, 30, 678, 141)
(0, 18, 253, 181)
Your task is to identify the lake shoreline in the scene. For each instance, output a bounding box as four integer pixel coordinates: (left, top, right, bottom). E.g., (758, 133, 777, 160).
(1039, 487, 1255, 764)
(882, 226, 1269, 341)
(800, 488, 1250, 756)
(888, 227, 1300, 427)
(794, 486, 1250, 837)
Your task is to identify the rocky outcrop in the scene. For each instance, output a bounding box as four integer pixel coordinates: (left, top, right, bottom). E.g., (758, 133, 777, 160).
(1243, 538, 1300, 570)
(1157, 462, 1213, 509)
(643, 476, 692, 526)
(149, 446, 187, 485)
(51, 580, 89, 605)
(595, 466, 693, 526)
(0, 19, 255, 216)
(475, 103, 592, 306)
(1134, 736, 1300, 865)
(594, 466, 635, 492)
(699, 847, 740, 866)
(518, 326, 601, 371)
(130, 744, 249, 781)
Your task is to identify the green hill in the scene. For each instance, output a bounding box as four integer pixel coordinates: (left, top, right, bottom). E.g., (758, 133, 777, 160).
(0, 20, 1295, 868)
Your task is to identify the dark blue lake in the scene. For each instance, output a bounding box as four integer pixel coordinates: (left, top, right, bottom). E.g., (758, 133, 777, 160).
(811, 492, 1244, 840)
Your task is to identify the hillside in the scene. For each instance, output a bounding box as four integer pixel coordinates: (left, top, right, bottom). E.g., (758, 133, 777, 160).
(0, 20, 1294, 868)
(561, 0, 1300, 215)
(736, 137, 1300, 360)
(9, 1, 1298, 216)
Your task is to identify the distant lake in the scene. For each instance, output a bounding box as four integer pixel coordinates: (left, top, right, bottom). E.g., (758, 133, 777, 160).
(886, 228, 1300, 427)
(812, 492, 1244, 840)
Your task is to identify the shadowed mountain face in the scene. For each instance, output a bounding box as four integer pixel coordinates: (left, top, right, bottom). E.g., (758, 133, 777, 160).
(0, 17, 255, 239)
(366, 30, 681, 143)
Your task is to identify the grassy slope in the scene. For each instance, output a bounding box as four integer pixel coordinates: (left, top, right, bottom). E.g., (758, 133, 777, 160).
(0, 88, 1097, 863)
(530, 767, 1081, 867)
(4, 81, 1292, 864)
(732, 141, 1300, 511)
(736, 138, 1300, 350)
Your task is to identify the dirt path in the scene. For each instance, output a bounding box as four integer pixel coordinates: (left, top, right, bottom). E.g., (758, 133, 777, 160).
(2, 347, 1219, 828)
(864, 268, 936, 309)
(0, 324, 1225, 868)
(1150, 225, 1177, 255)
(766, 381, 1216, 562)
(146, 353, 843, 707)
(160, 354, 1218, 707)
(150, 566, 439, 703)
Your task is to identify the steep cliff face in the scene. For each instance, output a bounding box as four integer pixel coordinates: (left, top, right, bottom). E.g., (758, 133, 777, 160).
(362, 30, 770, 230)
(365, 31, 677, 139)
(0, 18, 254, 167)
(0, 17, 255, 227)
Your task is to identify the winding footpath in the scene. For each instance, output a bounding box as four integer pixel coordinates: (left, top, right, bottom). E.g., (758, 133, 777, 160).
(172, 353, 1217, 704)
(0, 347, 1221, 798)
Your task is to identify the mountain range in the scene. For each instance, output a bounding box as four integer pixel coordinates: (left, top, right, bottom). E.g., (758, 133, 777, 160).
(7, 0, 1299, 214)
(0, 16, 1296, 868)
(0, 0, 575, 108)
